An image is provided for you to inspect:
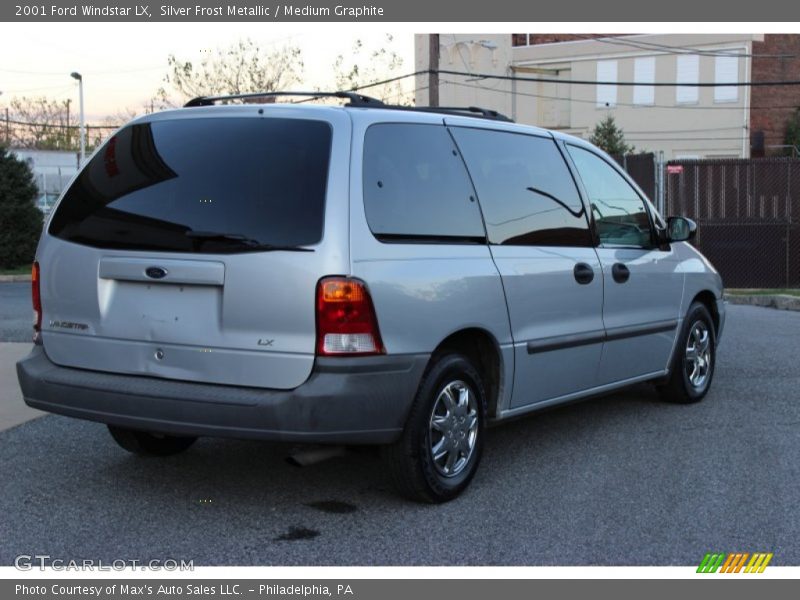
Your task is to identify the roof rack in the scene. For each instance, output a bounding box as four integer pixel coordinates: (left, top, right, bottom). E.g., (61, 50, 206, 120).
(385, 105, 513, 122)
(183, 90, 384, 108)
(183, 90, 513, 122)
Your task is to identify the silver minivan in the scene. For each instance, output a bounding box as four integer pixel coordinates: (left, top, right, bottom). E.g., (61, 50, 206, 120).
(17, 92, 725, 502)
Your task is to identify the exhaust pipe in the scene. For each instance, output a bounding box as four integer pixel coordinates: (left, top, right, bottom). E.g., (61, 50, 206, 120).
(286, 446, 348, 467)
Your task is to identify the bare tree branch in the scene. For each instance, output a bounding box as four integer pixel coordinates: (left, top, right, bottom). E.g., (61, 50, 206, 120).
(331, 35, 408, 104)
(155, 38, 304, 106)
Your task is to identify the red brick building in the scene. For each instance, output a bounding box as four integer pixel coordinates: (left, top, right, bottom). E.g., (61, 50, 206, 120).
(750, 34, 800, 153)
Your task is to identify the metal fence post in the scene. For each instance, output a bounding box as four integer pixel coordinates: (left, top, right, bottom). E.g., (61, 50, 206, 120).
(656, 151, 666, 215)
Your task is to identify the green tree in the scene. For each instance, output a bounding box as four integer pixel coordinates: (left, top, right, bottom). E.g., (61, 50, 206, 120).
(589, 115, 635, 155)
(156, 38, 304, 107)
(784, 107, 800, 156)
(0, 147, 42, 269)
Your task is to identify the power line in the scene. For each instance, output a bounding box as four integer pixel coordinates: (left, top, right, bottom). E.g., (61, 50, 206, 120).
(0, 68, 66, 76)
(625, 136, 747, 141)
(87, 65, 167, 76)
(436, 68, 800, 87)
(619, 126, 745, 135)
(344, 70, 428, 93)
(5, 118, 118, 130)
(0, 65, 167, 77)
(6, 71, 429, 128)
(4, 65, 798, 136)
(383, 85, 428, 104)
(572, 35, 796, 59)
(294, 71, 423, 104)
(1, 84, 76, 94)
(439, 77, 800, 111)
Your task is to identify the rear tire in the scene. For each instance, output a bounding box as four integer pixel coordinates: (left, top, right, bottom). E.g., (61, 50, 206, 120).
(108, 425, 197, 456)
(383, 353, 486, 503)
(658, 301, 716, 404)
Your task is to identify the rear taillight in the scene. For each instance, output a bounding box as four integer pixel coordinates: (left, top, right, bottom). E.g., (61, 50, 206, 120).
(32, 261, 42, 333)
(316, 277, 384, 356)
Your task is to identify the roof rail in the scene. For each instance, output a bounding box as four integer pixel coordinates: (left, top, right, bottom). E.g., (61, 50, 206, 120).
(183, 90, 513, 122)
(183, 90, 384, 108)
(393, 105, 513, 122)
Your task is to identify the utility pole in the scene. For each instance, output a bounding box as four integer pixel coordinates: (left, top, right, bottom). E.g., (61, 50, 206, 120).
(428, 34, 439, 107)
(0, 91, 8, 147)
(66, 98, 71, 149)
(70, 72, 85, 166)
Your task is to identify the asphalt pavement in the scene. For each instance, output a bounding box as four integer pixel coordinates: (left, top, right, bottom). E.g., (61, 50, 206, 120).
(1, 280, 798, 565)
(0, 282, 31, 343)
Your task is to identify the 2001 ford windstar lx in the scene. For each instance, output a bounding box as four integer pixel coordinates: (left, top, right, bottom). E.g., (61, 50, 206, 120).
(17, 91, 725, 502)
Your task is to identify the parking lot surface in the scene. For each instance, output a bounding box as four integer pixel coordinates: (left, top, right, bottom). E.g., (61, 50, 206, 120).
(0, 283, 31, 343)
(1, 292, 798, 565)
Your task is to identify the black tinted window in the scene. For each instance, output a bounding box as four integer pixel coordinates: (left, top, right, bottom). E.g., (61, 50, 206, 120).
(566, 145, 653, 248)
(362, 123, 485, 242)
(450, 128, 592, 247)
(49, 118, 332, 252)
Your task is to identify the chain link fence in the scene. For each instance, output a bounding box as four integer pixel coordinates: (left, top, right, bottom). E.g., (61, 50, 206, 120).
(612, 152, 657, 203)
(11, 150, 80, 214)
(662, 158, 800, 289)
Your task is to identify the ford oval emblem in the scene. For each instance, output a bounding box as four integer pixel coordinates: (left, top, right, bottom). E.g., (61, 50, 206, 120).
(145, 266, 168, 279)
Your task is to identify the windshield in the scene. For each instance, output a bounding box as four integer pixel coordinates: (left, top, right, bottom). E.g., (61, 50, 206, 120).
(49, 117, 332, 252)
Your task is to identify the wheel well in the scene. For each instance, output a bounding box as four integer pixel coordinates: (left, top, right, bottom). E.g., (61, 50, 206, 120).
(692, 290, 719, 334)
(431, 329, 502, 419)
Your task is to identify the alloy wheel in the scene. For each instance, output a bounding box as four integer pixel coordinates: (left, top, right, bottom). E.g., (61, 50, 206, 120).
(428, 380, 479, 478)
(685, 320, 712, 389)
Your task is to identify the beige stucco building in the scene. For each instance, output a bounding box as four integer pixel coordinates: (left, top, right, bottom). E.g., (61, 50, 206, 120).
(415, 34, 763, 159)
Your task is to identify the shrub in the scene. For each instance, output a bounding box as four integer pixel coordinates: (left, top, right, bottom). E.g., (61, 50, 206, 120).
(0, 147, 43, 269)
(589, 115, 635, 155)
(785, 108, 800, 157)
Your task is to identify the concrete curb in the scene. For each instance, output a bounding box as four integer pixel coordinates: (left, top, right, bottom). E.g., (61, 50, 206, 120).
(0, 275, 31, 282)
(727, 294, 800, 311)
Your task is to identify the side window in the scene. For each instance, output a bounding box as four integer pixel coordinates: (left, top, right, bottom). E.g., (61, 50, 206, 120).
(450, 127, 592, 247)
(362, 123, 485, 242)
(567, 145, 653, 248)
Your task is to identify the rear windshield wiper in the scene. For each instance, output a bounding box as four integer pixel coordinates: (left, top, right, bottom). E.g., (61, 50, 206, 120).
(185, 231, 314, 252)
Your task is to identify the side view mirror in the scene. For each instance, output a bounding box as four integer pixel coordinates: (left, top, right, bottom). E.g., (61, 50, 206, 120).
(666, 216, 697, 242)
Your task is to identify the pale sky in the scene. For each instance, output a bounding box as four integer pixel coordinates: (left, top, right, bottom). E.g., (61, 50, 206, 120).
(0, 23, 415, 122)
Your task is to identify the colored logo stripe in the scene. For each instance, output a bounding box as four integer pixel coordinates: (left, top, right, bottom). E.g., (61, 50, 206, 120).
(697, 553, 726, 573)
(697, 552, 773, 573)
(719, 553, 749, 573)
(745, 553, 773, 573)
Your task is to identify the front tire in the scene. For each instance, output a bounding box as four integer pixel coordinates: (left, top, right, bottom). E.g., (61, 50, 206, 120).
(108, 426, 197, 456)
(383, 353, 486, 503)
(658, 301, 716, 404)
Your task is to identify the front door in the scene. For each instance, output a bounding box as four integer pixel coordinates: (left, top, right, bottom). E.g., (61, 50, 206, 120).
(566, 144, 683, 385)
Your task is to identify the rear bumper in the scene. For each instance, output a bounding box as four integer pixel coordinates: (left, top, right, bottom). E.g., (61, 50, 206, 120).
(16, 346, 428, 444)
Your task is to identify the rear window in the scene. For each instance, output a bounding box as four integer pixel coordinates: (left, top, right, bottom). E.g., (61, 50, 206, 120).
(49, 117, 332, 253)
(362, 123, 485, 243)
